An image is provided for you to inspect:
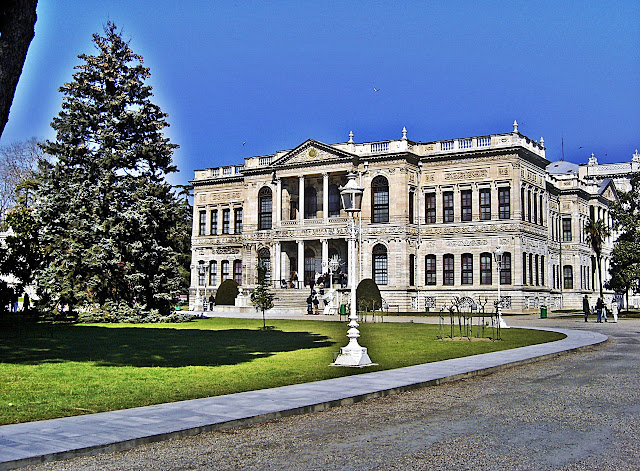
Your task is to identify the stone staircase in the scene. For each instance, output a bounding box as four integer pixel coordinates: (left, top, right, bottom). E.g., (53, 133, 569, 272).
(272, 288, 310, 312)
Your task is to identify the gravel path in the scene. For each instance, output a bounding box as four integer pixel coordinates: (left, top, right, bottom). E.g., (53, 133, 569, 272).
(24, 319, 640, 471)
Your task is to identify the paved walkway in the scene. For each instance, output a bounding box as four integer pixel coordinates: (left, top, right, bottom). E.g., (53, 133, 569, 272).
(0, 316, 607, 470)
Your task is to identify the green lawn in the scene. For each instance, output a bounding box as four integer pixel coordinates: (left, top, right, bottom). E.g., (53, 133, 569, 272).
(0, 318, 564, 425)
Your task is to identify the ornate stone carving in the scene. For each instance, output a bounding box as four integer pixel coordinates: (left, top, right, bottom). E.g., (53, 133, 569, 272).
(445, 239, 489, 247)
(444, 169, 488, 181)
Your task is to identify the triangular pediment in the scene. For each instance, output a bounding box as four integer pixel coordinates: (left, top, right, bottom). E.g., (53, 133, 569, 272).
(272, 139, 354, 168)
(599, 179, 619, 203)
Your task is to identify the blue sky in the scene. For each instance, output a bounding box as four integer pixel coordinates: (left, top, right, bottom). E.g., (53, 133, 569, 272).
(1, 0, 638, 186)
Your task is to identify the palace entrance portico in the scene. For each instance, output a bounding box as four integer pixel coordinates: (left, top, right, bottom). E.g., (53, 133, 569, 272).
(271, 238, 348, 289)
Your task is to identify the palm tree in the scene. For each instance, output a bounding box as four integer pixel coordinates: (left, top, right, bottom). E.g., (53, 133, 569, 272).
(585, 217, 611, 299)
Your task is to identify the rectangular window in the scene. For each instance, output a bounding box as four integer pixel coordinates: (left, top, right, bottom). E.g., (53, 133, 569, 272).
(562, 218, 572, 241)
(533, 194, 538, 224)
(425, 255, 436, 285)
(222, 260, 230, 281)
(409, 191, 415, 224)
(527, 191, 532, 222)
(443, 191, 454, 223)
(540, 255, 545, 286)
(529, 253, 533, 285)
(234, 208, 243, 234)
(522, 252, 527, 285)
(479, 188, 491, 220)
(461, 254, 473, 285)
(210, 209, 218, 235)
(222, 209, 230, 234)
(443, 255, 454, 286)
(198, 211, 206, 236)
(461, 190, 472, 221)
(499, 188, 510, 219)
(425, 194, 436, 224)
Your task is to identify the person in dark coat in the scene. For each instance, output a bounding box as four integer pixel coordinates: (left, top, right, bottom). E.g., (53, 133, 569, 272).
(583, 295, 590, 322)
(596, 297, 605, 323)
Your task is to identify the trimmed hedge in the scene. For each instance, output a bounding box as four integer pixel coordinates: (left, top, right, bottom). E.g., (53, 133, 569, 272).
(215, 279, 239, 306)
(356, 278, 382, 311)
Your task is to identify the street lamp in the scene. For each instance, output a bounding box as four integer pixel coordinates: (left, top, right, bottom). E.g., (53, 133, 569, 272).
(331, 171, 374, 367)
(494, 246, 509, 328)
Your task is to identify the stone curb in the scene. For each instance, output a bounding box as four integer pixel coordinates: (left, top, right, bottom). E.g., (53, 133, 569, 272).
(0, 326, 607, 470)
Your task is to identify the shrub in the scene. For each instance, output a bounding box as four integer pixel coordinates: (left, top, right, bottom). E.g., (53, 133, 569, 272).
(215, 279, 239, 306)
(356, 278, 382, 311)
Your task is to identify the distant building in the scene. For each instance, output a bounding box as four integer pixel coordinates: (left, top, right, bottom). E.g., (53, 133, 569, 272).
(190, 122, 620, 312)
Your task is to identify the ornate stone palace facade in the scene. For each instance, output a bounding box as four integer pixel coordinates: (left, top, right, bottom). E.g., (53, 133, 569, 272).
(190, 122, 618, 312)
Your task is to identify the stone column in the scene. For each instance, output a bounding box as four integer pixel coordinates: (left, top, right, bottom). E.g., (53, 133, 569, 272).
(323, 172, 329, 223)
(276, 178, 282, 226)
(299, 175, 305, 224)
(435, 187, 443, 223)
(297, 240, 305, 289)
(322, 239, 329, 273)
(491, 184, 499, 220)
(274, 242, 281, 287)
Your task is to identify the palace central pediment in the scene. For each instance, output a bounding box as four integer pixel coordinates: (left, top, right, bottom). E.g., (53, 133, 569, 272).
(271, 139, 354, 168)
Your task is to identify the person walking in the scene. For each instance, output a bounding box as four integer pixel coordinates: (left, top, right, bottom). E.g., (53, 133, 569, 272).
(313, 294, 320, 315)
(596, 297, 605, 323)
(583, 295, 590, 322)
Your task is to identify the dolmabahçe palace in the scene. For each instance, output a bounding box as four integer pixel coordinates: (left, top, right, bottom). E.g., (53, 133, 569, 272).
(190, 121, 628, 313)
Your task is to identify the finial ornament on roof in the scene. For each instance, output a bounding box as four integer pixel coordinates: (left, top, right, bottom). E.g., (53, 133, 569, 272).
(633, 149, 640, 163)
(588, 153, 598, 166)
(540, 137, 544, 147)
(513, 120, 518, 133)
(402, 127, 407, 140)
(348, 131, 354, 143)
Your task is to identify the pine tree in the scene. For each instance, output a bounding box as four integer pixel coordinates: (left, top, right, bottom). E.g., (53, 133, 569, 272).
(36, 22, 184, 318)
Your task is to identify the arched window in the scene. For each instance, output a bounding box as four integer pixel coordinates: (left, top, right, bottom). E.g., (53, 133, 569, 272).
(209, 260, 217, 286)
(221, 260, 230, 281)
(328, 184, 341, 217)
(258, 248, 271, 282)
(409, 254, 415, 286)
(563, 265, 573, 289)
(233, 260, 242, 285)
(461, 253, 473, 285)
(304, 249, 316, 287)
(480, 253, 492, 285)
(443, 254, 454, 286)
(373, 244, 388, 285)
(529, 253, 533, 285)
(425, 255, 436, 285)
(372, 176, 389, 223)
(500, 252, 512, 285)
(304, 186, 317, 219)
(258, 187, 272, 230)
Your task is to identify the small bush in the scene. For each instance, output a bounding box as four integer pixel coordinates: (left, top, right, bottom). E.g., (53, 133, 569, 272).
(356, 278, 382, 311)
(215, 279, 239, 306)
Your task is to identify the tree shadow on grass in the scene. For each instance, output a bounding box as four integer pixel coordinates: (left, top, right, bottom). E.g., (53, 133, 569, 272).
(0, 325, 334, 367)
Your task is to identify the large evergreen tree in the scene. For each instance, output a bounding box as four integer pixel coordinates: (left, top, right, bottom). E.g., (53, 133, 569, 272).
(608, 174, 640, 307)
(36, 22, 184, 318)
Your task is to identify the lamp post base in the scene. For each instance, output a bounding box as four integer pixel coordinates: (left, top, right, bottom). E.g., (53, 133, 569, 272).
(330, 344, 376, 368)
